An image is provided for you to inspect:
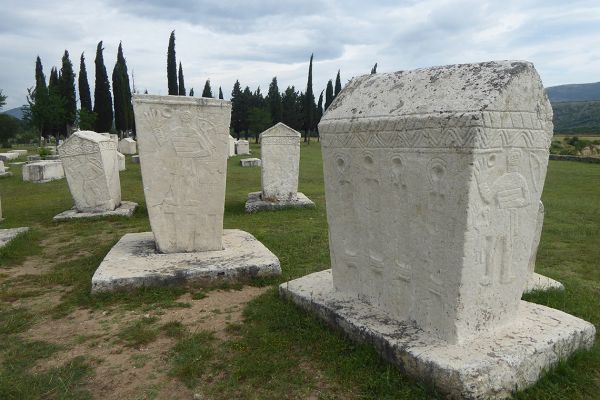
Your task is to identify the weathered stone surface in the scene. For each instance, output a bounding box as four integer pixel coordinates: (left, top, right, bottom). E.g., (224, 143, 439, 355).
(92, 229, 281, 292)
(117, 152, 126, 171)
(58, 131, 121, 213)
(280, 270, 596, 400)
(53, 201, 138, 221)
(22, 160, 64, 182)
(131, 155, 140, 164)
(27, 155, 41, 162)
(132, 95, 231, 253)
(9, 150, 27, 156)
(236, 140, 250, 155)
(280, 60, 595, 397)
(229, 135, 236, 157)
(0, 161, 11, 178)
(260, 122, 301, 201)
(0, 227, 29, 248)
(245, 191, 315, 213)
(318, 60, 557, 344)
(0, 152, 19, 162)
(240, 158, 261, 167)
(524, 201, 564, 293)
(118, 138, 137, 154)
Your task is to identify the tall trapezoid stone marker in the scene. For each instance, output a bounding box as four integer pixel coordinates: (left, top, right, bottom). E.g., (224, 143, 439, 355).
(280, 61, 595, 399)
(245, 122, 314, 212)
(92, 95, 280, 292)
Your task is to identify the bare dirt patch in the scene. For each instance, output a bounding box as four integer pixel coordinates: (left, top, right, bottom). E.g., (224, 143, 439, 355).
(24, 285, 269, 399)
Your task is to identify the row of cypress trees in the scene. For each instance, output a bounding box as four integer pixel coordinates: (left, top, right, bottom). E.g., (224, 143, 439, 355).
(26, 41, 134, 139)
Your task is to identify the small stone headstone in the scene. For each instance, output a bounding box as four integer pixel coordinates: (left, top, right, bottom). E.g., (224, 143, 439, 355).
(58, 131, 121, 212)
(235, 140, 250, 155)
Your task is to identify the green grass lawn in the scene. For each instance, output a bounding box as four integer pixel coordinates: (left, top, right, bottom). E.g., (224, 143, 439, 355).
(0, 143, 598, 399)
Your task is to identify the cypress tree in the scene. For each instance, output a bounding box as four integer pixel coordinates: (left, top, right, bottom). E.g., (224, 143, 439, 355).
(167, 30, 177, 95)
(178, 62, 186, 96)
(48, 67, 59, 92)
(59, 50, 76, 134)
(281, 86, 298, 130)
(230, 80, 242, 138)
(32, 56, 48, 137)
(317, 90, 323, 122)
(218, 87, 224, 99)
(334, 70, 342, 97)
(112, 42, 133, 133)
(202, 79, 213, 98)
(325, 79, 334, 111)
(93, 41, 113, 132)
(267, 77, 282, 125)
(78, 53, 92, 112)
(189, 88, 194, 96)
(303, 54, 315, 142)
(241, 86, 252, 137)
(371, 63, 378, 74)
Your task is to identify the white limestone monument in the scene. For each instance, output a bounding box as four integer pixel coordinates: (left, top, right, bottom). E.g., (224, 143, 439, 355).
(92, 95, 280, 292)
(228, 135, 236, 157)
(235, 139, 250, 155)
(245, 123, 314, 212)
(280, 61, 595, 399)
(53, 131, 137, 220)
(118, 137, 137, 154)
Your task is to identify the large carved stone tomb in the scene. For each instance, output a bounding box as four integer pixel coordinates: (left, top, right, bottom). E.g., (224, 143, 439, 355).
(280, 61, 595, 399)
(92, 95, 280, 292)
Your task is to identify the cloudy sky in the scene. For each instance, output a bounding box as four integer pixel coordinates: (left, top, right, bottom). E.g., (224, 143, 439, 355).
(1, 0, 600, 110)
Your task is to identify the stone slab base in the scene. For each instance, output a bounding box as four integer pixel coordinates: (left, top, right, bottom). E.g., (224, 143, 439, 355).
(240, 158, 261, 167)
(0, 172, 13, 178)
(0, 227, 29, 248)
(92, 229, 281, 293)
(245, 191, 315, 213)
(279, 270, 595, 400)
(53, 201, 138, 221)
(524, 272, 564, 293)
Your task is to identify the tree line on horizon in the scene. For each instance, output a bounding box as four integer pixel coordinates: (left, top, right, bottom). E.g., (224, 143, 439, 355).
(18, 30, 375, 144)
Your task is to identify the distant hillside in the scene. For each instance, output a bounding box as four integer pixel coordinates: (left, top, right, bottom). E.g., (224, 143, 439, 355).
(546, 82, 600, 103)
(551, 101, 600, 134)
(545, 82, 600, 134)
(2, 106, 24, 120)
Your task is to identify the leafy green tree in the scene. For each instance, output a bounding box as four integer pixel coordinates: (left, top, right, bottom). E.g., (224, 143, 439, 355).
(267, 77, 282, 125)
(230, 80, 243, 138)
(48, 67, 65, 136)
(0, 89, 6, 110)
(218, 87, 224, 99)
(93, 41, 113, 132)
(112, 42, 134, 133)
(59, 50, 76, 134)
(189, 88, 194, 96)
(202, 79, 213, 98)
(281, 86, 299, 131)
(371, 63, 378, 74)
(178, 62, 186, 96)
(77, 108, 96, 131)
(78, 53, 92, 112)
(303, 54, 315, 142)
(325, 79, 334, 111)
(167, 31, 178, 95)
(0, 114, 21, 146)
(334, 70, 342, 97)
(248, 107, 271, 143)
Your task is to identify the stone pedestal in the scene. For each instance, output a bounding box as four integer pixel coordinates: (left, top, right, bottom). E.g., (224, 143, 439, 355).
(22, 160, 64, 182)
(118, 138, 137, 155)
(58, 131, 122, 213)
(0, 152, 19, 162)
(281, 61, 595, 398)
(236, 140, 250, 155)
(0, 161, 11, 178)
(117, 152, 126, 171)
(92, 95, 281, 292)
(240, 158, 261, 167)
(245, 123, 314, 212)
